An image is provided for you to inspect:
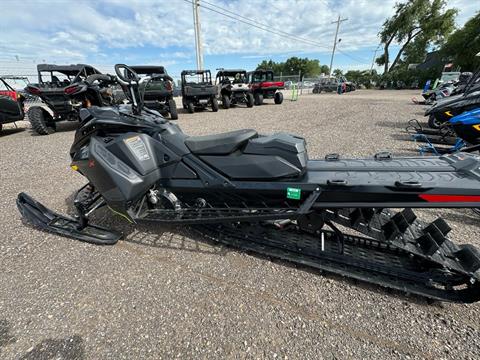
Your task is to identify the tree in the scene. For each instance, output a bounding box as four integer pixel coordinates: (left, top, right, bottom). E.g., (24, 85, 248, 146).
(440, 12, 480, 71)
(256, 57, 325, 77)
(332, 69, 343, 77)
(376, 0, 457, 73)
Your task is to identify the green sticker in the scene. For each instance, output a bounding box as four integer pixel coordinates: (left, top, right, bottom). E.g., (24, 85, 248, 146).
(286, 187, 301, 200)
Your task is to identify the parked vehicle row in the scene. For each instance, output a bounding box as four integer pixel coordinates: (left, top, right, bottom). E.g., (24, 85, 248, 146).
(0, 63, 287, 135)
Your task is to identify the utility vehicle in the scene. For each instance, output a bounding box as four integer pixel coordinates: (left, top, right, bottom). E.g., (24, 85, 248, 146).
(24, 64, 102, 134)
(215, 69, 253, 108)
(0, 77, 25, 133)
(181, 70, 218, 113)
(247, 69, 284, 105)
(130, 66, 178, 120)
(17, 64, 480, 303)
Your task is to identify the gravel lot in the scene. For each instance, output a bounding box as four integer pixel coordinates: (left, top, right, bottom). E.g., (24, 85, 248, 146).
(1, 90, 479, 359)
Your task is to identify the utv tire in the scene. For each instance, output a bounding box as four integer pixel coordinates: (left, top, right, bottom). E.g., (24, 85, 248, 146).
(222, 95, 230, 109)
(28, 107, 55, 135)
(274, 92, 284, 104)
(254, 93, 263, 106)
(246, 93, 254, 108)
(168, 99, 178, 120)
(187, 102, 195, 114)
(211, 97, 219, 112)
(428, 114, 441, 129)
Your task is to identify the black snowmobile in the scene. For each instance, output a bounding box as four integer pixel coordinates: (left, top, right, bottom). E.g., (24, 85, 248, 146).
(425, 69, 480, 129)
(17, 64, 480, 303)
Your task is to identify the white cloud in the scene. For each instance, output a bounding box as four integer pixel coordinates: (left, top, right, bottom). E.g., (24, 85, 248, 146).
(0, 0, 476, 74)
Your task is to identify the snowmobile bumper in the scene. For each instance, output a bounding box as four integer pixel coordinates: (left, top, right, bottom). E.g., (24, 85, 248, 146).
(16, 192, 121, 245)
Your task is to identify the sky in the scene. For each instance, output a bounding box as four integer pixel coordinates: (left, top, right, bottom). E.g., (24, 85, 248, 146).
(0, 0, 478, 83)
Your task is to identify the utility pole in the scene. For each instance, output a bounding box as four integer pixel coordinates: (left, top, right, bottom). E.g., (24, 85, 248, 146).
(329, 15, 348, 76)
(370, 45, 380, 73)
(192, 0, 204, 71)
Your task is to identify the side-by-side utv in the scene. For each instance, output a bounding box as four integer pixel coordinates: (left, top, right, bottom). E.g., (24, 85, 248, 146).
(17, 64, 480, 304)
(181, 70, 218, 113)
(247, 69, 285, 105)
(0, 77, 25, 133)
(24, 64, 102, 135)
(130, 66, 178, 120)
(215, 69, 254, 108)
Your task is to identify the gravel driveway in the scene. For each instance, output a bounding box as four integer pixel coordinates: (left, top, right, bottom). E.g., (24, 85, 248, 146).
(1, 90, 479, 359)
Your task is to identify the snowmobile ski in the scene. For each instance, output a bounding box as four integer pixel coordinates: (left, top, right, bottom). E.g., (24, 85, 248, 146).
(17, 192, 120, 245)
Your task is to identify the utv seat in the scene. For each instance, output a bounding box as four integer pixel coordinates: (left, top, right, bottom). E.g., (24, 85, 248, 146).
(185, 129, 257, 154)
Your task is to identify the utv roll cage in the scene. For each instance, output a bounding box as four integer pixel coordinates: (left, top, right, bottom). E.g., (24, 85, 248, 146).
(247, 69, 275, 82)
(215, 69, 248, 84)
(130, 66, 173, 81)
(181, 70, 212, 85)
(36, 64, 101, 86)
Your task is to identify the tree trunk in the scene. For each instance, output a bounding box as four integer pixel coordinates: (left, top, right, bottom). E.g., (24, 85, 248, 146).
(388, 30, 422, 72)
(383, 35, 395, 74)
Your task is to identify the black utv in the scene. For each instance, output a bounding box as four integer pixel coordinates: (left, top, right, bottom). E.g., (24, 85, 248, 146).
(24, 64, 102, 135)
(0, 77, 25, 133)
(130, 66, 178, 120)
(181, 70, 218, 113)
(215, 69, 254, 108)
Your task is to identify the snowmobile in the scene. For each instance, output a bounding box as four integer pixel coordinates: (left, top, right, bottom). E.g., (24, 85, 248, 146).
(425, 69, 480, 129)
(17, 64, 480, 303)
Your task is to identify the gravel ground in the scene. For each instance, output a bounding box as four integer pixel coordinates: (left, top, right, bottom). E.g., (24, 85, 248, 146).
(1, 90, 479, 359)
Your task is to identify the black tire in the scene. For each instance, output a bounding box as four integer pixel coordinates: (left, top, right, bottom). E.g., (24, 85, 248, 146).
(187, 102, 195, 114)
(211, 97, 219, 112)
(428, 114, 441, 129)
(254, 93, 263, 106)
(246, 93, 254, 108)
(28, 107, 55, 135)
(168, 99, 178, 120)
(274, 92, 283, 104)
(0, 123, 2, 134)
(222, 94, 230, 109)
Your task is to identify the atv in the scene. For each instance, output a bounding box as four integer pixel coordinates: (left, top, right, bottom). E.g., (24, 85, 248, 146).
(130, 66, 178, 120)
(215, 69, 254, 108)
(0, 77, 26, 133)
(17, 64, 480, 304)
(24, 64, 103, 135)
(181, 70, 218, 113)
(247, 69, 284, 105)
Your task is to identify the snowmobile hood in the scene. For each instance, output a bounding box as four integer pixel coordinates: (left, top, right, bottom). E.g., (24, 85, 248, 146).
(450, 108, 480, 125)
(425, 91, 480, 115)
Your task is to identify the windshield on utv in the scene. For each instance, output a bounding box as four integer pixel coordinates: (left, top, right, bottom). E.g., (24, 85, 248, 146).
(252, 71, 274, 82)
(183, 72, 211, 85)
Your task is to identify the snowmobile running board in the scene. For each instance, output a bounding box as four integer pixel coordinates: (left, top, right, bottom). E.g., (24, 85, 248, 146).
(16, 192, 480, 303)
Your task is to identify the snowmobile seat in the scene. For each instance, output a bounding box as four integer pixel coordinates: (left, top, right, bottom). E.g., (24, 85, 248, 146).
(185, 129, 258, 154)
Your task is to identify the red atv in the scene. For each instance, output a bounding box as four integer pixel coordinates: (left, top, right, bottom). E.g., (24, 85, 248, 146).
(247, 69, 284, 105)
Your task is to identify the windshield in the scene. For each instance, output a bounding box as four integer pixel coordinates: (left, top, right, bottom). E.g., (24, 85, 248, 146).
(252, 72, 273, 82)
(183, 72, 211, 84)
(217, 72, 247, 84)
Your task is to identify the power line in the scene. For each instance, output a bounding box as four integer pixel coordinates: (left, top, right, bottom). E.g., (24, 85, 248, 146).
(200, 0, 333, 49)
(183, 0, 332, 50)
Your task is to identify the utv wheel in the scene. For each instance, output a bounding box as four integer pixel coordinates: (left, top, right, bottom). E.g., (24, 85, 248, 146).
(222, 95, 230, 109)
(274, 92, 284, 104)
(28, 107, 55, 135)
(254, 93, 263, 106)
(187, 102, 195, 114)
(246, 93, 254, 108)
(168, 99, 178, 120)
(428, 114, 441, 129)
(211, 97, 219, 112)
